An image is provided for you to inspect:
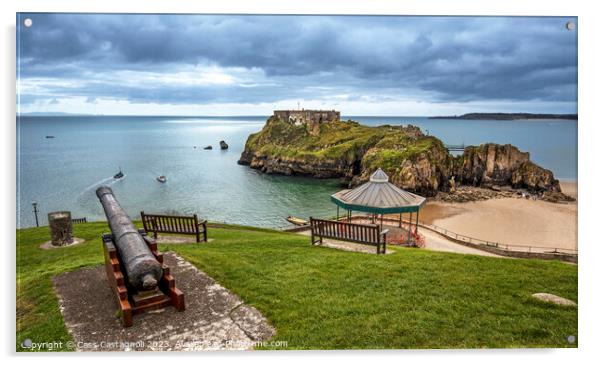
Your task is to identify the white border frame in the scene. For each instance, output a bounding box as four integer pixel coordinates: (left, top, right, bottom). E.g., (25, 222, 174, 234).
(3, 1, 601, 363)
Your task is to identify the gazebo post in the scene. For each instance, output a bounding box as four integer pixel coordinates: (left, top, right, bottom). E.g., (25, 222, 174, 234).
(415, 210, 419, 236)
(399, 213, 402, 228)
(380, 214, 383, 230)
(336, 206, 339, 221)
(407, 212, 413, 245)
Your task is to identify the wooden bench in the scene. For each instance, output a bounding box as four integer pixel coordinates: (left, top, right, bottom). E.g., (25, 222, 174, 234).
(309, 217, 389, 254)
(140, 211, 207, 243)
(71, 217, 87, 224)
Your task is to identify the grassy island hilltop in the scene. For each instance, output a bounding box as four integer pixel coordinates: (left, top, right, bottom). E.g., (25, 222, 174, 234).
(239, 114, 565, 197)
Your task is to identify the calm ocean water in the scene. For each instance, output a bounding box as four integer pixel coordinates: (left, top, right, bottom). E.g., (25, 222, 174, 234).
(16, 115, 577, 228)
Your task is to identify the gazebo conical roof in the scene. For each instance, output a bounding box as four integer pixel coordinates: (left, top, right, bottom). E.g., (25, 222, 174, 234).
(331, 168, 426, 214)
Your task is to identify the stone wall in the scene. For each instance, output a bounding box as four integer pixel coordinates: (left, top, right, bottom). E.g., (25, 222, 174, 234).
(273, 109, 340, 136)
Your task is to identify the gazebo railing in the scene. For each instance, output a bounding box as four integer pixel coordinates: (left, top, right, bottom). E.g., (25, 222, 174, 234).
(334, 214, 423, 246)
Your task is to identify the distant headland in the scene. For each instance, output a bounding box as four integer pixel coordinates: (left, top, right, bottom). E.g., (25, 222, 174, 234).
(429, 113, 577, 120)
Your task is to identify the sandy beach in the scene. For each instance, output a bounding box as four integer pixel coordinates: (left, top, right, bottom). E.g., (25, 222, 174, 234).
(418, 182, 577, 252)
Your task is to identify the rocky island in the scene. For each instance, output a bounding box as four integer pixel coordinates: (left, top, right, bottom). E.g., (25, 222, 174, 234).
(238, 110, 572, 202)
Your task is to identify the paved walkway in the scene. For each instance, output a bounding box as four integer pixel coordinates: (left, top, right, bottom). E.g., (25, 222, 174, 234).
(53, 252, 275, 351)
(420, 229, 502, 257)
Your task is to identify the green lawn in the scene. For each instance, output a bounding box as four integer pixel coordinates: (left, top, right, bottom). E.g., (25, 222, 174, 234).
(17, 221, 577, 350)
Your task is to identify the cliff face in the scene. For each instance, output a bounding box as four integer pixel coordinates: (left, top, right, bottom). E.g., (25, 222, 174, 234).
(238, 116, 379, 179)
(455, 144, 528, 186)
(454, 144, 561, 192)
(352, 133, 453, 196)
(511, 161, 561, 192)
(238, 116, 563, 196)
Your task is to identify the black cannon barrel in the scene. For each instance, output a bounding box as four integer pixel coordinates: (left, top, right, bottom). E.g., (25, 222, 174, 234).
(96, 186, 162, 291)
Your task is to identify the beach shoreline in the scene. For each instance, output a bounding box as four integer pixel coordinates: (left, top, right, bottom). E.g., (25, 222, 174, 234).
(418, 181, 577, 251)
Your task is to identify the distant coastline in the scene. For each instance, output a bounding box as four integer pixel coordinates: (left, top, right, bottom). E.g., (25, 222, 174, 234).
(19, 112, 578, 121)
(428, 113, 578, 121)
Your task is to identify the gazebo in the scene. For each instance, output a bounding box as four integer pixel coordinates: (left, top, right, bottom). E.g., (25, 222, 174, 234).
(330, 168, 426, 245)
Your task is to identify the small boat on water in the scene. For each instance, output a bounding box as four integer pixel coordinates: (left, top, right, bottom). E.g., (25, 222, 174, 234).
(45, 135, 55, 139)
(286, 216, 309, 226)
(156, 175, 167, 183)
(113, 167, 124, 179)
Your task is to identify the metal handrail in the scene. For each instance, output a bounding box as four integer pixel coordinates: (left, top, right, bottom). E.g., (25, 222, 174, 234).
(336, 214, 578, 255)
(424, 222, 577, 254)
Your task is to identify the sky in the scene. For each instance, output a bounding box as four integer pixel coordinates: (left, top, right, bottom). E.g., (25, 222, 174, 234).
(17, 14, 578, 116)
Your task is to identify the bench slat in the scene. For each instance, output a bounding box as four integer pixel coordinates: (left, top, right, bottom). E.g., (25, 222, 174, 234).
(140, 212, 207, 243)
(309, 218, 384, 252)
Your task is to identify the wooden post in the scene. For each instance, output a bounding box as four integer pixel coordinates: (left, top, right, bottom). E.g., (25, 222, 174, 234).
(380, 214, 383, 230)
(336, 206, 339, 220)
(194, 214, 200, 243)
(399, 213, 402, 228)
(310, 217, 315, 245)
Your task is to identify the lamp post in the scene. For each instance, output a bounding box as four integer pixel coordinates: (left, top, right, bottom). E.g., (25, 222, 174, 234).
(32, 202, 39, 227)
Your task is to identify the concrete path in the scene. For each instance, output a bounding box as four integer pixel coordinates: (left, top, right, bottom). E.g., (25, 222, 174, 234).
(53, 252, 275, 351)
(420, 229, 502, 257)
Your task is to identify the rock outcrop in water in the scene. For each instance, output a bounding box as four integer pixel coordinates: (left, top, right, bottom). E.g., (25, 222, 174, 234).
(453, 143, 561, 192)
(238, 116, 568, 199)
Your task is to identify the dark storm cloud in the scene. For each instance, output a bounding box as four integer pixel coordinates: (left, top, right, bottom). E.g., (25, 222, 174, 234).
(17, 14, 577, 107)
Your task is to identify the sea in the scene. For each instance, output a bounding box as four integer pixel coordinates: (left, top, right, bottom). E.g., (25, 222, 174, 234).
(16, 115, 577, 228)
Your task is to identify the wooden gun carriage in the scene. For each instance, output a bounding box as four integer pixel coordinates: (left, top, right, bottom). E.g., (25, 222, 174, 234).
(97, 187, 185, 327)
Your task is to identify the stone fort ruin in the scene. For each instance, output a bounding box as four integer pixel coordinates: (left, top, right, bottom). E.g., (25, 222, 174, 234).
(273, 109, 340, 136)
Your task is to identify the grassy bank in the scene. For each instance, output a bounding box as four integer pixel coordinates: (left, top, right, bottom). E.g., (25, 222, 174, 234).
(17, 221, 577, 350)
